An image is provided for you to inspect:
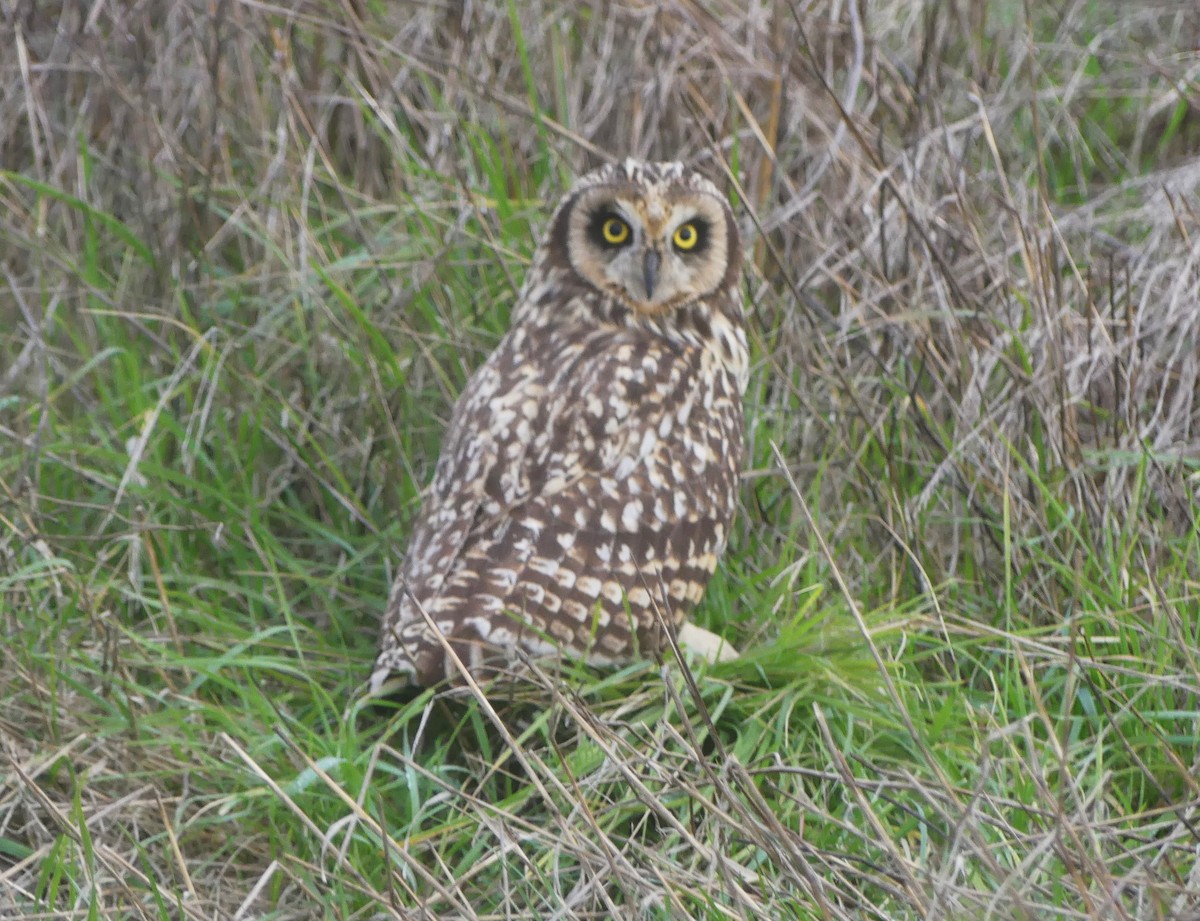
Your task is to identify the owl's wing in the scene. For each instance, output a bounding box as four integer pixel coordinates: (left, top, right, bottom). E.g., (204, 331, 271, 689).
(373, 326, 737, 689)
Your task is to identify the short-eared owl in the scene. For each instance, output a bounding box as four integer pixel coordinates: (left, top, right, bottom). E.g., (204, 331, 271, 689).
(371, 159, 747, 692)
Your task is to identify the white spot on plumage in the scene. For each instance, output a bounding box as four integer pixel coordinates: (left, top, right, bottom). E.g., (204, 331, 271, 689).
(529, 557, 559, 578)
(621, 500, 642, 531)
(646, 465, 665, 489)
(614, 455, 638, 479)
(576, 576, 602, 598)
(520, 516, 543, 535)
(562, 599, 589, 622)
(490, 568, 518, 588)
(674, 491, 688, 517)
(638, 429, 657, 457)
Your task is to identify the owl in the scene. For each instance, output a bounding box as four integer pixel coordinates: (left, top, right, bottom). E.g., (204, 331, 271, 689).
(371, 158, 748, 693)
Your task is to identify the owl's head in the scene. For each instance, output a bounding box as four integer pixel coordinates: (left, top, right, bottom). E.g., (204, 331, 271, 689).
(546, 159, 742, 317)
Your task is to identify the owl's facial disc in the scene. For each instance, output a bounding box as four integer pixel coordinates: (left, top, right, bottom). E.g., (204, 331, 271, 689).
(565, 182, 734, 316)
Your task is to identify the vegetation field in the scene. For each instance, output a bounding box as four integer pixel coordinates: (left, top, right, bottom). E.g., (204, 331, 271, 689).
(2, 1, 1199, 918)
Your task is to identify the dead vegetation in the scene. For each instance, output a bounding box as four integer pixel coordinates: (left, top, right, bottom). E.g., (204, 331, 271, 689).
(2, 1, 1199, 918)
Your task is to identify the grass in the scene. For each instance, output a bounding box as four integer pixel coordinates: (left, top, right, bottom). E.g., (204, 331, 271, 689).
(2, 0, 1199, 918)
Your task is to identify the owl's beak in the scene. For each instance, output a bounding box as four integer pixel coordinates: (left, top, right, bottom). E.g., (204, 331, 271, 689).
(643, 249, 661, 299)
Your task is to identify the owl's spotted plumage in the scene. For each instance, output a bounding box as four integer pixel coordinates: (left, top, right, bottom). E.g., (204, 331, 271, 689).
(371, 159, 747, 691)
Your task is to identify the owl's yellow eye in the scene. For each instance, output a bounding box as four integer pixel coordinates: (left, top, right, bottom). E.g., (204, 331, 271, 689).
(601, 217, 630, 245)
(673, 222, 700, 251)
